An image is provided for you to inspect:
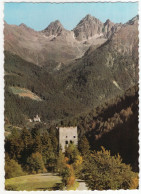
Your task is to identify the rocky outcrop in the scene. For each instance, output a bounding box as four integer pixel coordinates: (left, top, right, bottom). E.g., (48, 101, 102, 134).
(73, 15, 122, 41)
(42, 20, 65, 36)
(127, 15, 139, 25)
(110, 15, 139, 57)
(73, 14, 103, 41)
(103, 19, 122, 39)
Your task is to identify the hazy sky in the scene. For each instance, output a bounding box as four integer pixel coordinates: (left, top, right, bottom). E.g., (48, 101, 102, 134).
(4, 2, 138, 31)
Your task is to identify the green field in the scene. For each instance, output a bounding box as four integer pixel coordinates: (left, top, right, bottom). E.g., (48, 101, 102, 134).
(5, 173, 62, 191)
(10, 86, 42, 101)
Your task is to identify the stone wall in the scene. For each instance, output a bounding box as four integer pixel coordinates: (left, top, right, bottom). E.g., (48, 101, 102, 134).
(59, 127, 78, 152)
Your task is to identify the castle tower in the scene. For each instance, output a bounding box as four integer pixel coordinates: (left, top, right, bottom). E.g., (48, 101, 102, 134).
(59, 127, 78, 152)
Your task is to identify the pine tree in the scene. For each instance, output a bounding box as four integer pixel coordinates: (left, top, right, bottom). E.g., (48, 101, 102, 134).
(78, 135, 90, 156)
(26, 152, 45, 174)
(20, 128, 33, 163)
(41, 132, 54, 170)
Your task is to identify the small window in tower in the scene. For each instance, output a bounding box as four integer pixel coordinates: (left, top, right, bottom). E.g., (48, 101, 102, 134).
(66, 136, 68, 138)
(70, 140, 73, 144)
(65, 141, 68, 145)
(73, 136, 76, 138)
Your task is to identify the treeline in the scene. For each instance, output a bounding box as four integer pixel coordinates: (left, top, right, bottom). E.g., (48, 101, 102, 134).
(5, 125, 58, 178)
(60, 85, 139, 171)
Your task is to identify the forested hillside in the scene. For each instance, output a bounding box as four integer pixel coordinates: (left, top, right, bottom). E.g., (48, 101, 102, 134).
(76, 85, 139, 171)
(4, 51, 86, 125)
(4, 50, 138, 171)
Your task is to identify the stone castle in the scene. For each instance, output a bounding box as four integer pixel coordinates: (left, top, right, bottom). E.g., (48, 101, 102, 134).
(28, 114, 41, 123)
(59, 126, 78, 152)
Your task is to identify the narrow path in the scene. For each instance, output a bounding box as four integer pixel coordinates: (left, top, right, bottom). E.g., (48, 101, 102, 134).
(76, 179, 88, 190)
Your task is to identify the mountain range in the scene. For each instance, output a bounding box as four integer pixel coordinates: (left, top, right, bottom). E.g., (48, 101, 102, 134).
(4, 14, 139, 171)
(4, 14, 139, 125)
(4, 14, 125, 72)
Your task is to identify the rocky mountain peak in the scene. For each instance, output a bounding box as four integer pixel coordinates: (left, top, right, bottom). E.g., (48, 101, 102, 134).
(52, 20, 63, 27)
(127, 15, 139, 25)
(19, 23, 36, 34)
(104, 19, 113, 25)
(19, 23, 27, 27)
(43, 20, 65, 36)
(73, 14, 103, 41)
(19, 23, 29, 29)
(103, 19, 122, 39)
(78, 14, 103, 25)
(84, 14, 94, 21)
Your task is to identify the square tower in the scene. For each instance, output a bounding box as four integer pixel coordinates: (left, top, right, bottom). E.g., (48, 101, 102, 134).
(59, 127, 78, 152)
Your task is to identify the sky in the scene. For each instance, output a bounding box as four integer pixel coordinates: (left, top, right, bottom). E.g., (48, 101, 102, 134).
(4, 2, 138, 31)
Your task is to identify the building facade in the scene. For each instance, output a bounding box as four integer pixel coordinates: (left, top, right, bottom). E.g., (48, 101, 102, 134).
(33, 114, 41, 122)
(59, 126, 78, 152)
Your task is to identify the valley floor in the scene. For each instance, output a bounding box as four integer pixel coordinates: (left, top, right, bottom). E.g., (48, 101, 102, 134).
(5, 173, 88, 191)
(5, 173, 62, 191)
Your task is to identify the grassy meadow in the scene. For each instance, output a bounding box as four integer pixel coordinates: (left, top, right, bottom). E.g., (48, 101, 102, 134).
(5, 173, 62, 191)
(10, 86, 42, 101)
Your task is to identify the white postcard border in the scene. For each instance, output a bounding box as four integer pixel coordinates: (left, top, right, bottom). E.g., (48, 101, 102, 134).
(0, 0, 140, 194)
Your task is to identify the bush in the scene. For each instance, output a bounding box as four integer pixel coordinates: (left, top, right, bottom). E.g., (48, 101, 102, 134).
(78, 135, 90, 156)
(82, 147, 138, 190)
(26, 152, 46, 174)
(61, 165, 71, 187)
(5, 157, 25, 179)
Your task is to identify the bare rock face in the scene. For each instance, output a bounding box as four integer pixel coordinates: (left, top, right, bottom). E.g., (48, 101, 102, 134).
(4, 15, 108, 70)
(110, 15, 139, 57)
(4, 21, 90, 71)
(127, 15, 139, 25)
(73, 15, 122, 41)
(103, 19, 122, 39)
(4, 14, 138, 73)
(42, 20, 65, 36)
(73, 14, 103, 41)
(103, 19, 114, 38)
